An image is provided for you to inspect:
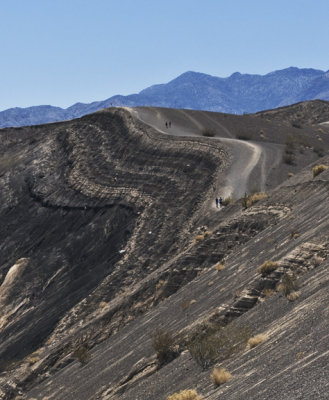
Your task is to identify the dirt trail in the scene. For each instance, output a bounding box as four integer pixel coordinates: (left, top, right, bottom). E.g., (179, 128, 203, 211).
(126, 107, 282, 200)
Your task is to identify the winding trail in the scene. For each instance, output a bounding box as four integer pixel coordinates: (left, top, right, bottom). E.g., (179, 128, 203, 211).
(125, 107, 282, 201)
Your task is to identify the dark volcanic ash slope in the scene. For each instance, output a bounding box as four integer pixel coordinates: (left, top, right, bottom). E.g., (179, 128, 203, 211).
(1, 105, 329, 399)
(0, 108, 227, 397)
(22, 146, 329, 400)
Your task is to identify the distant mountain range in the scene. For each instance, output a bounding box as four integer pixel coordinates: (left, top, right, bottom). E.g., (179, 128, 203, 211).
(1, 67, 329, 127)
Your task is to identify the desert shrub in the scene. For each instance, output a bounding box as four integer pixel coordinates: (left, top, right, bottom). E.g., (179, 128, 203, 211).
(156, 279, 168, 290)
(248, 192, 267, 206)
(187, 323, 250, 369)
(286, 291, 301, 301)
(152, 328, 177, 365)
(166, 389, 203, 400)
(292, 120, 302, 129)
(290, 231, 299, 239)
(241, 192, 249, 209)
(312, 164, 328, 177)
(258, 260, 279, 275)
(262, 288, 275, 297)
(193, 235, 205, 244)
(236, 133, 252, 140)
(73, 345, 91, 365)
(242, 192, 267, 209)
(282, 153, 295, 165)
(210, 367, 232, 386)
(248, 334, 269, 349)
(313, 147, 325, 157)
(25, 353, 40, 365)
(280, 272, 298, 296)
(202, 129, 215, 137)
(222, 197, 232, 206)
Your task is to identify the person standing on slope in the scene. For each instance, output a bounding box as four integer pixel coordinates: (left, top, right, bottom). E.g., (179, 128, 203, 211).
(215, 197, 219, 208)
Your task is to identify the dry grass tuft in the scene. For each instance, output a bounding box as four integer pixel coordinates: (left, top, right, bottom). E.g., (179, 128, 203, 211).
(291, 232, 299, 239)
(26, 353, 40, 365)
(242, 192, 267, 208)
(98, 301, 107, 308)
(166, 389, 203, 400)
(248, 192, 267, 206)
(262, 288, 275, 297)
(214, 262, 225, 271)
(210, 367, 232, 386)
(286, 291, 301, 301)
(313, 164, 328, 177)
(258, 261, 279, 275)
(156, 279, 168, 290)
(193, 231, 212, 245)
(248, 334, 269, 349)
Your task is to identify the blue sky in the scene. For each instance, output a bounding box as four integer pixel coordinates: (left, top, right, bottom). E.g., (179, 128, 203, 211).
(1, 0, 329, 111)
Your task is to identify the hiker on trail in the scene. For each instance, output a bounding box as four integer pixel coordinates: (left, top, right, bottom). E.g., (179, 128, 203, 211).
(165, 121, 168, 128)
(215, 197, 219, 208)
(219, 197, 223, 208)
(169, 121, 171, 128)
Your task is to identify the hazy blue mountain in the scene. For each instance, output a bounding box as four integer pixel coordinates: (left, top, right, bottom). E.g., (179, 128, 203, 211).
(1, 67, 328, 127)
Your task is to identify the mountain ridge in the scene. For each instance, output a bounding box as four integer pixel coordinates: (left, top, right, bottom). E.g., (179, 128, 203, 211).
(1, 67, 329, 127)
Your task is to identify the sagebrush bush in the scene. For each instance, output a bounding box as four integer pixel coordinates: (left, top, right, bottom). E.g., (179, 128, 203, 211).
(282, 153, 295, 165)
(166, 389, 203, 400)
(73, 345, 91, 365)
(152, 328, 177, 365)
(248, 334, 269, 349)
(210, 367, 232, 386)
(187, 323, 250, 369)
(312, 164, 328, 177)
(258, 261, 279, 275)
(281, 272, 298, 296)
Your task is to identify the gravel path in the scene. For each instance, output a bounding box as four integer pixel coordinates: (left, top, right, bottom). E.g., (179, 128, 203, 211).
(127, 107, 283, 200)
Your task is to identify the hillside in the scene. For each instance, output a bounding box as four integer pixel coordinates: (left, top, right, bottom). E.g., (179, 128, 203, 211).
(0, 105, 329, 399)
(1, 67, 329, 127)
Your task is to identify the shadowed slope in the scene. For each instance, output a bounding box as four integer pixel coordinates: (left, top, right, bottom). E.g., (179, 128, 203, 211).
(0, 108, 227, 394)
